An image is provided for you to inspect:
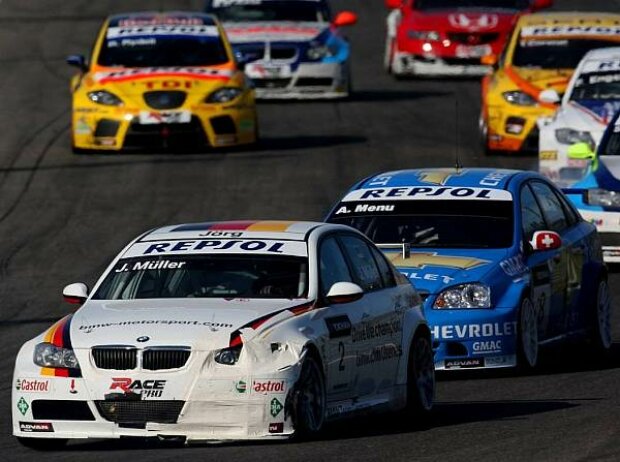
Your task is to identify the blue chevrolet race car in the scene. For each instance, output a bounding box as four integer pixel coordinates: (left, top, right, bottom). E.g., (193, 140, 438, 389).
(205, 0, 357, 99)
(326, 168, 611, 370)
(563, 111, 620, 263)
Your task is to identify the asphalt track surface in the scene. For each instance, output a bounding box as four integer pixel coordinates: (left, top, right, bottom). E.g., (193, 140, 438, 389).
(1, 0, 620, 460)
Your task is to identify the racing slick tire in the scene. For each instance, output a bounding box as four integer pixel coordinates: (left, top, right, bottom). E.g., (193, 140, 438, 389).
(479, 114, 494, 156)
(291, 351, 326, 438)
(384, 37, 396, 74)
(406, 332, 435, 419)
(588, 279, 613, 354)
(517, 296, 539, 370)
(17, 437, 68, 451)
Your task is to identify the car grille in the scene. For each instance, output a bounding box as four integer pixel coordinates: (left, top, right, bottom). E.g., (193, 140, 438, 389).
(143, 349, 191, 370)
(124, 116, 208, 150)
(143, 91, 187, 110)
(235, 44, 266, 62)
(253, 78, 292, 89)
(270, 45, 297, 60)
(92, 347, 137, 370)
(96, 400, 185, 425)
(92, 347, 190, 370)
(447, 32, 499, 45)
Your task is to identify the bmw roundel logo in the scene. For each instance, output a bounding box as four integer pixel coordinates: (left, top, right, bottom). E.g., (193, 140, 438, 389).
(136, 336, 150, 343)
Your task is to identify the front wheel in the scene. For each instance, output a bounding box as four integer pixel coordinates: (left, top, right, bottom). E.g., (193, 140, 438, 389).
(517, 297, 539, 370)
(17, 437, 68, 451)
(590, 279, 613, 352)
(407, 333, 435, 417)
(292, 353, 326, 438)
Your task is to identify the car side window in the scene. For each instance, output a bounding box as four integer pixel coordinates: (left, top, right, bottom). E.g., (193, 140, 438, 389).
(520, 184, 546, 241)
(530, 181, 569, 232)
(339, 235, 384, 292)
(555, 189, 580, 226)
(318, 237, 353, 296)
(370, 246, 396, 288)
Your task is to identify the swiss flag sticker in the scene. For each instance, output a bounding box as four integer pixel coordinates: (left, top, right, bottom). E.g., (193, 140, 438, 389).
(531, 231, 562, 251)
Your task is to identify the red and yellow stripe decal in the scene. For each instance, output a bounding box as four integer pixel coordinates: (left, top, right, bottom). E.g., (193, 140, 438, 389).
(504, 66, 568, 110)
(40, 315, 81, 378)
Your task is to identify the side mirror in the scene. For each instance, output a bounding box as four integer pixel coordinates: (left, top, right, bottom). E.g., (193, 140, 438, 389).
(384, 0, 403, 9)
(333, 11, 358, 28)
(529, 231, 562, 252)
(568, 142, 595, 160)
(63, 283, 89, 305)
(531, 0, 553, 11)
(326, 282, 364, 304)
(66, 54, 88, 72)
(480, 54, 498, 66)
(539, 89, 560, 104)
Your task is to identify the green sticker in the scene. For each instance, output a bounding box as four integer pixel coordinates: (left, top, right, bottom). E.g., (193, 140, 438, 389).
(270, 397, 283, 417)
(236, 380, 247, 393)
(17, 397, 29, 416)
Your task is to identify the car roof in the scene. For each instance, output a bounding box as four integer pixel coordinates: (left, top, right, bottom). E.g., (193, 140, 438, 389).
(517, 11, 620, 27)
(108, 12, 218, 27)
(140, 220, 323, 243)
(356, 168, 520, 191)
(580, 46, 620, 61)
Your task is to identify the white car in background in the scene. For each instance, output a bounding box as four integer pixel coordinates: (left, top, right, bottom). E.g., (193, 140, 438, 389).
(12, 221, 433, 448)
(539, 47, 620, 187)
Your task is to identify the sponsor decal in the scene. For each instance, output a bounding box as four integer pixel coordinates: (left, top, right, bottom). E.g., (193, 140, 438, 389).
(110, 378, 167, 398)
(356, 344, 402, 367)
(270, 398, 284, 418)
(17, 397, 29, 416)
(479, 171, 510, 187)
(118, 17, 206, 27)
(139, 239, 288, 255)
(16, 378, 50, 393)
(75, 117, 91, 135)
(253, 380, 286, 394)
(236, 380, 247, 393)
(500, 255, 528, 277)
(345, 186, 511, 202)
(472, 340, 503, 354)
(93, 67, 232, 85)
(540, 150, 558, 160)
(79, 319, 233, 334)
(432, 322, 517, 340)
(70, 379, 78, 394)
(398, 270, 455, 285)
(19, 422, 54, 433)
(387, 252, 490, 270)
(352, 318, 401, 343)
(445, 358, 484, 369)
(115, 260, 187, 273)
(521, 25, 620, 38)
(107, 25, 220, 39)
(325, 315, 352, 339)
(268, 422, 284, 433)
(213, 0, 262, 7)
(416, 170, 463, 186)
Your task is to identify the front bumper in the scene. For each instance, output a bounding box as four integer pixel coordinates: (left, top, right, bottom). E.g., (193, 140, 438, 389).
(392, 51, 491, 77)
(245, 62, 349, 99)
(72, 104, 257, 152)
(426, 306, 518, 371)
(486, 104, 552, 153)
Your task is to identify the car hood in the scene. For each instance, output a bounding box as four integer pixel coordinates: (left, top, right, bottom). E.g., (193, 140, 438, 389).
(222, 21, 327, 44)
(69, 298, 308, 350)
(562, 100, 620, 128)
(382, 248, 510, 295)
(405, 9, 518, 33)
(593, 156, 620, 193)
(507, 67, 573, 94)
(86, 66, 237, 98)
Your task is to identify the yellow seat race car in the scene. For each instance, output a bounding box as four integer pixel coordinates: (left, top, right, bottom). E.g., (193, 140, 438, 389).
(480, 12, 620, 154)
(68, 12, 258, 153)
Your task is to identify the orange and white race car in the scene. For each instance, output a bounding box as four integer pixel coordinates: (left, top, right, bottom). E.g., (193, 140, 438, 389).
(480, 12, 620, 154)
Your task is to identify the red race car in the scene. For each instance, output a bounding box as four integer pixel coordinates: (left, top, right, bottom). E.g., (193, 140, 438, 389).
(384, 0, 552, 77)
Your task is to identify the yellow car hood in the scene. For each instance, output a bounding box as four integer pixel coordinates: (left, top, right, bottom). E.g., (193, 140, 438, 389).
(508, 67, 573, 93)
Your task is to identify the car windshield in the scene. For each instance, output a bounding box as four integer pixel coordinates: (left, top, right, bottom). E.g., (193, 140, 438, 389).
(415, 0, 528, 10)
(98, 25, 229, 67)
(570, 70, 620, 101)
(93, 255, 308, 300)
(207, 0, 329, 22)
(512, 38, 617, 69)
(328, 200, 514, 248)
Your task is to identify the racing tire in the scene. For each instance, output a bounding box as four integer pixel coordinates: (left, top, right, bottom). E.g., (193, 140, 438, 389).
(406, 332, 435, 419)
(517, 297, 539, 370)
(588, 279, 613, 354)
(478, 114, 494, 156)
(291, 352, 326, 439)
(384, 37, 396, 74)
(17, 437, 68, 451)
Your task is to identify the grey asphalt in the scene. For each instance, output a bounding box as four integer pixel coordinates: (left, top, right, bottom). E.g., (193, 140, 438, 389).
(0, 0, 619, 461)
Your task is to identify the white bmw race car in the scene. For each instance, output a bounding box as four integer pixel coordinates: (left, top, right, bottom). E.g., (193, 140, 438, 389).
(539, 47, 620, 188)
(205, 0, 357, 99)
(12, 221, 433, 448)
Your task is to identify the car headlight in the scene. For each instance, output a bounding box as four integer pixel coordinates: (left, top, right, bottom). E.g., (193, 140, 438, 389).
(502, 91, 537, 106)
(214, 345, 242, 365)
(586, 189, 620, 207)
(87, 90, 123, 106)
(407, 30, 441, 41)
(306, 45, 332, 60)
(434, 284, 491, 309)
(555, 128, 595, 147)
(205, 87, 243, 104)
(33, 343, 80, 369)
